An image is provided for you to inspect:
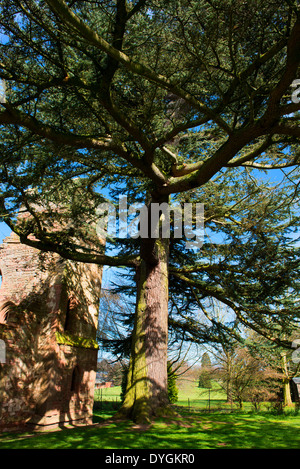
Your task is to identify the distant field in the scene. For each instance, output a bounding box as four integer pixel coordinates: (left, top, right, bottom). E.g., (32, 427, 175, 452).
(94, 379, 272, 412)
(94, 378, 230, 410)
(94, 385, 122, 400)
(176, 378, 228, 409)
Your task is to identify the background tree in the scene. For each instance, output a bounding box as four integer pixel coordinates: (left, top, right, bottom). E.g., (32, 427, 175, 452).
(96, 359, 124, 385)
(215, 344, 281, 410)
(0, 0, 300, 422)
(167, 361, 179, 404)
(198, 352, 212, 389)
(246, 330, 300, 407)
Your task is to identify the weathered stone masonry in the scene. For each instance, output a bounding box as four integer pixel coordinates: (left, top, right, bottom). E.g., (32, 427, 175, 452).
(0, 231, 102, 431)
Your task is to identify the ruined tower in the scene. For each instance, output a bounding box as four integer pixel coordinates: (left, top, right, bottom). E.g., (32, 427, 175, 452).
(0, 230, 103, 431)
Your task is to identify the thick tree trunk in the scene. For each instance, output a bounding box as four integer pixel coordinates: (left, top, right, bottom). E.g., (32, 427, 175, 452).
(118, 236, 170, 423)
(281, 352, 293, 407)
(226, 355, 233, 404)
(282, 379, 293, 407)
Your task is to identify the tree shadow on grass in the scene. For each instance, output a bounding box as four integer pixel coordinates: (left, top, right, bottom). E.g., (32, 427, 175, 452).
(1, 411, 300, 449)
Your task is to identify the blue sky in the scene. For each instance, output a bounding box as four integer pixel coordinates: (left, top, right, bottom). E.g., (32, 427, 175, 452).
(0, 221, 11, 243)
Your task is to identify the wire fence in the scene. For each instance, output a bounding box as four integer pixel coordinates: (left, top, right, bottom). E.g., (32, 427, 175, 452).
(93, 387, 241, 413)
(94, 388, 121, 410)
(93, 387, 296, 415)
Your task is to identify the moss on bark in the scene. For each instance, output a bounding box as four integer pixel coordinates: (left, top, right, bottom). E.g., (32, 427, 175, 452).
(117, 237, 170, 423)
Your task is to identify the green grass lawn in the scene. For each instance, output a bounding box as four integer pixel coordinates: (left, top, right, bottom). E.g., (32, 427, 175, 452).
(1, 381, 299, 449)
(1, 407, 300, 449)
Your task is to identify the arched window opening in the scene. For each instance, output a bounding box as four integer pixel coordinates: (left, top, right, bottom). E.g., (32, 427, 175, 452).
(64, 296, 79, 332)
(0, 309, 6, 324)
(0, 302, 14, 325)
(64, 298, 72, 331)
(71, 365, 81, 394)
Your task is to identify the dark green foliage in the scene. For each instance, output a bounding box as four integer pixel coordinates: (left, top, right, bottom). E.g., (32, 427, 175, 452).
(198, 373, 212, 389)
(167, 362, 179, 404)
(120, 365, 128, 404)
(198, 353, 212, 389)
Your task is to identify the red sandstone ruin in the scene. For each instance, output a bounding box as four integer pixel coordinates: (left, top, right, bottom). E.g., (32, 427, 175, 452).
(0, 230, 102, 431)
